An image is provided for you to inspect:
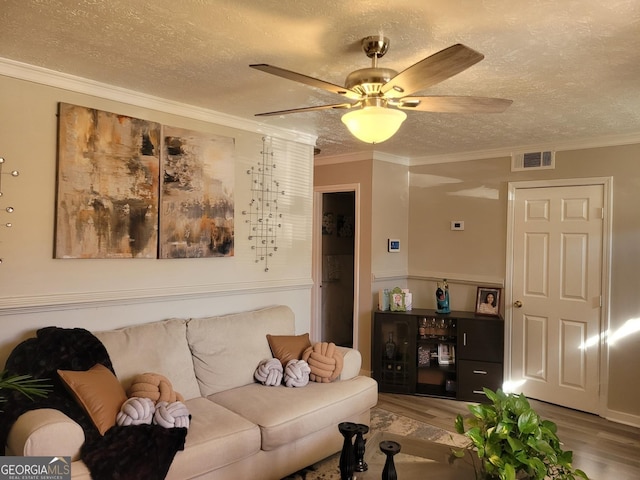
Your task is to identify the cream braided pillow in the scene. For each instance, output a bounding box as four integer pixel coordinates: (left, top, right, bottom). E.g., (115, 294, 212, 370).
(116, 397, 155, 426)
(153, 401, 190, 429)
(254, 358, 283, 386)
(283, 359, 310, 387)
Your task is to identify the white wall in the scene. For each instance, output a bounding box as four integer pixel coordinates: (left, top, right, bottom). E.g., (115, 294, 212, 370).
(0, 69, 315, 366)
(371, 159, 410, 281)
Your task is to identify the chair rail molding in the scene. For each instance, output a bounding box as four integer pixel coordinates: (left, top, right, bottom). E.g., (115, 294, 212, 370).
(0, 278, 313, 315)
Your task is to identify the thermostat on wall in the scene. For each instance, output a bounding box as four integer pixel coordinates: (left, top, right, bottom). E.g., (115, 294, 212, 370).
(388, 239, 400, 252)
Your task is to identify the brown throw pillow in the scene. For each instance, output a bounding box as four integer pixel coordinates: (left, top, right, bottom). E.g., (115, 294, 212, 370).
(58, 363, 127, 435)
(267, 333, 312, 367)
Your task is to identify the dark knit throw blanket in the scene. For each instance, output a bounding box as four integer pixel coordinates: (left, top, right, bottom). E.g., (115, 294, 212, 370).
(0, 327, 186, 480)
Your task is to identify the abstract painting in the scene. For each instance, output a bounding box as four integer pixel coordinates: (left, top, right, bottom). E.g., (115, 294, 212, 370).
(160, 126, 235, 258)
(55, 103, 161, 258)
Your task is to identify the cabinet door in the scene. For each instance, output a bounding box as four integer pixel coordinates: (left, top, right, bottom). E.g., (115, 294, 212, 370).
(373, 313, 416, 393)
(457, 360, 503, 402)
(457, 317, 504, 363)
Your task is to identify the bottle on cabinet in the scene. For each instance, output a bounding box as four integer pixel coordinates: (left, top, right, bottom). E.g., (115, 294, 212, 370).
(385, 332, 396, 360)
(435, 279, 451, 314)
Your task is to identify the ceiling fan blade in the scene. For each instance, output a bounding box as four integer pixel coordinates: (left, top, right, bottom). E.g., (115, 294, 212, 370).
(395, 96, 513, 113)
(250, 64, 362, 101)
(381, 44, 485, 98)
(255, 103, 355, 117)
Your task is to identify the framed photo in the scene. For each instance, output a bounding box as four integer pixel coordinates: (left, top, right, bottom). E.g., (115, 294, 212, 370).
(389, 287, 406, 312)
(475, 287, 501, 316)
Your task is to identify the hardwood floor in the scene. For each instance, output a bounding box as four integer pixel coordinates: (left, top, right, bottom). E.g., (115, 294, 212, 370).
(377, 392, 640, 480)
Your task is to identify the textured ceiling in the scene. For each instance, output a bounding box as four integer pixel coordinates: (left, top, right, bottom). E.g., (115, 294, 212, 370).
(1, 0, 640, 160)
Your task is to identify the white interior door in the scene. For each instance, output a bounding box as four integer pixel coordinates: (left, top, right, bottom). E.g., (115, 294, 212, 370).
(510, 183, 604, 413)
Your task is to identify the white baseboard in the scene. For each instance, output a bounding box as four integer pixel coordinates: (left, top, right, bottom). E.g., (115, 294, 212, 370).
(604, 408, 640, 428)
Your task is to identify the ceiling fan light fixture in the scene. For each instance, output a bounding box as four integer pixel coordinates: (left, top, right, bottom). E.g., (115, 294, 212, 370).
(341, 106, 407, 144)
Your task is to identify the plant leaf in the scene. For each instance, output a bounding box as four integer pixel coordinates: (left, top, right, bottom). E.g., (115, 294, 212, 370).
(455, 414, 465, 434)
(488, 454, 504, 468)
(0, 370, 51, 403)
(502, 462, 516, 480)
(450, 448, 466, 459)
(575, 468, 590, 479)
(528, 457, 547, 479)
(466, 427, 485, 449)
(506, 435, 525, 453)
(517, 409, 539, 434)
(541, 419, 557, 434)
(484, 387, 498, 403)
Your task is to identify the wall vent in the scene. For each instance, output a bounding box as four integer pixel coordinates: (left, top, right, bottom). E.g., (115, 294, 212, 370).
(511, 151, 555, 171)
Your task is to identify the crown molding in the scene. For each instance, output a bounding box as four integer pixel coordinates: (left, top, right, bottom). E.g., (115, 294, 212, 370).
(314, 151, 372, 166)
(314, 150, 410, 167)
(373, 151, 411, 166)
(409, 132, 640, 166)
(0, 57, 317, 146)
(315, 131, 640, 168)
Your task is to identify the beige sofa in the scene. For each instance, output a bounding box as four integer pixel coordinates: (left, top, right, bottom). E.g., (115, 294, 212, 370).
(6, 305, 378, 479)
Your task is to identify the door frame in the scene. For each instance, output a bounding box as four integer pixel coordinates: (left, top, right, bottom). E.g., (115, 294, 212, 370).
(505, 177, 613, 416)
(312, 184, 361, 350)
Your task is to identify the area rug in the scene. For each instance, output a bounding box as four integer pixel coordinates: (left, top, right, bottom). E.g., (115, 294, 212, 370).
(282, 407, 467, 480)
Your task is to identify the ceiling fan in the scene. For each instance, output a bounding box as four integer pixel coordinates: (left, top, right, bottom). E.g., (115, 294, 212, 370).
(250, 36, 512, 144)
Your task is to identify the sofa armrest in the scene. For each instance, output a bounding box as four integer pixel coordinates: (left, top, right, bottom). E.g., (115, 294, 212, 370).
(336, 347, 363, 380)
(6, 409, 85, 460)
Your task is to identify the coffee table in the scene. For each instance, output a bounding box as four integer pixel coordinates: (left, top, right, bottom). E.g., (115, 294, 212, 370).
(355, 431, 477, 479)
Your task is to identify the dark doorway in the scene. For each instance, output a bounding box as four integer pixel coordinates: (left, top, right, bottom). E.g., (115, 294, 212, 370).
(321, 191, 355, 347)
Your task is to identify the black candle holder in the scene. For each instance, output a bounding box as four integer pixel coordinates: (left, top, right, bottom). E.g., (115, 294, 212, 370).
(380, 440, 401, 480)
(353, 423, 369, 472)
(338, 422, 358, 480)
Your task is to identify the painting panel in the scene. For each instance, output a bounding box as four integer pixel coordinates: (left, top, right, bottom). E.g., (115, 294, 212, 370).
(55, 103, 161, 258)
(160, 126, 235, 258)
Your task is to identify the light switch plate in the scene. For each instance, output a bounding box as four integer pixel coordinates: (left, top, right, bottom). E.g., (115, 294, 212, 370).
(451, 221, 464, 231)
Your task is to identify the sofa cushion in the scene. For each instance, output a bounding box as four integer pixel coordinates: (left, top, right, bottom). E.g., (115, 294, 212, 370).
(57, 364, 127, 435)
(94, 319, 201, 400)
(187, 305, 295, 396)
(267, 333, 311, 367)
(209, 376, 378, 451)
(166, 397, 261, 479)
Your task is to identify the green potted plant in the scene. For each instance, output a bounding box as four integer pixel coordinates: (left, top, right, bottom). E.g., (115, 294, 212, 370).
(452, 387, 589, 480)
(0, 370, 51, 410)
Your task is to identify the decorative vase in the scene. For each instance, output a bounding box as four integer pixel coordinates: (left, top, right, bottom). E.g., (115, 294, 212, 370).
(436, 279, 451, 313)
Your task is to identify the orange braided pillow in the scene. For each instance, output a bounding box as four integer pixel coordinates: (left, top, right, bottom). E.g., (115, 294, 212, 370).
(302, 342, 343, 383)
(128, 372, 184, 403)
